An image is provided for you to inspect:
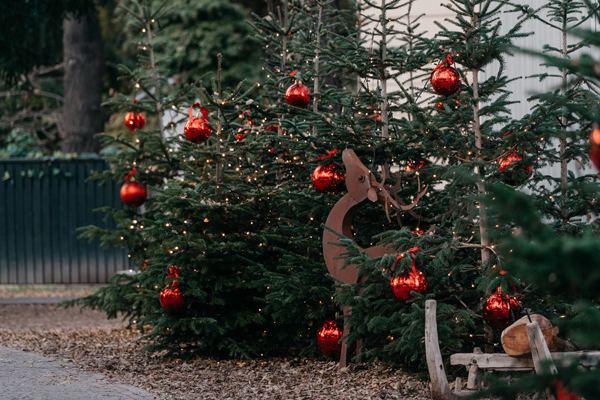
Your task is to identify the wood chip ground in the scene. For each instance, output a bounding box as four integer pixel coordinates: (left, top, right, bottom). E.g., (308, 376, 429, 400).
(0, 303, 432, 399)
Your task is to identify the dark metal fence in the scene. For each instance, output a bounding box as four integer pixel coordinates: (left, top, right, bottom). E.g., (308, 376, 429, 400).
(0, 158, 128, 284)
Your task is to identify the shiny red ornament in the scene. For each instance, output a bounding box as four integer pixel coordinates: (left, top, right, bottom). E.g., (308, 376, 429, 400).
(312, 164, 345, 193)
(390, 247, 427, 303)
(236, 112, 253, 142)
(589, 127, 600, 171)
(134, 112, 146, 129)
(120, 181, 147, 208)
(160, 267, 187, 314)
(498, 131, 533, 185)
(436, 99, 463, 112)
(317, 319, 343, 360)
(184, 103, 211, 144)
(124, 100, 146, 131)
(431, 55, 461, 96)
(285, 83, 311, 108)
(124, 112, 138, 131)
(482, 289, 521, 330)
(555, 380, 580, 400)
(405, 160, 430, 172)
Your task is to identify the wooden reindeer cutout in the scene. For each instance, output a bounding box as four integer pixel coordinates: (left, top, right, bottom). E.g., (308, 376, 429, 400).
(322, 149, 427, 369)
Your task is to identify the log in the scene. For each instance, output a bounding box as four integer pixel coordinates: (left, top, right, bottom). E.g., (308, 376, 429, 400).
(501, 314, 576, 356)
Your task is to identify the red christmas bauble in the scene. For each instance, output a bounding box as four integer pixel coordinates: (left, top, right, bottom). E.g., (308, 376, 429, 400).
(555, 381, 579, 400)
(589, 127, 600, 171)
(160, 267, 187, 314)
(312, 164, 345, 193)
(184, 104, 212, 144)
(124, 112, 138, 131)
(405, 160, 430, 172)
(184, 118, 211, 144)
(317, 319, 343, 360)
(436, 99, 463, 112)
(390, 248, 427, 303)
(285, 83, 311, 108)
(482, 291, 521, 330)
(431, 65, 460, 96)
(135, 112, 146, 129)
(120, 181, 148, 207)
(498, 151, 533, 185)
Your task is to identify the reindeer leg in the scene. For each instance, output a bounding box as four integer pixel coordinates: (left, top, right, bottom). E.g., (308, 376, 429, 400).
(339, 305, 352, 370)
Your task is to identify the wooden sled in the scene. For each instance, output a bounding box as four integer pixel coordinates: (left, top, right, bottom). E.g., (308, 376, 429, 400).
(425, 299, 600, 399)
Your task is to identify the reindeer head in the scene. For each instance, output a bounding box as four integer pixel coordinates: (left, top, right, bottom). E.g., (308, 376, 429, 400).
(342, 149, 376, 203)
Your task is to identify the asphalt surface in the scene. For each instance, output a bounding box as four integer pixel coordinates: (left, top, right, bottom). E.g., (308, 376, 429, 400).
(0, 345, 157, 399)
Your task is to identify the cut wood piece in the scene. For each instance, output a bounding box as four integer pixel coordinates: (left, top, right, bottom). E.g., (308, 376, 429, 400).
(425, 300, 457, 400)
(466, 347, 483, 390)
(502, 314, 576, 356)
(501, 315, 555, 356)
(451, 352, 535, 370)
(451, 350, 600, 369)
(526, 321, 558, 400)
(527, 321, 558, 375)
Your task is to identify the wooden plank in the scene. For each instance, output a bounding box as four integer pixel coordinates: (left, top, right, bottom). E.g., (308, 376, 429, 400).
(23, 163, 35, 283)
(425, 300, 455, 400)
(451, 353, 534, 369)
(31, 162, 43, 283)
(4, 164, 17, 283)
(41, 161, 52, 283)
(527, 321, 558, 375)
(0, 163, 8, 283)
(466, 347, 483, 390)
(451, 350, 600, 369)
(67, 161, 78, 283)
(76, 161, 88, 283)
(13, 164, 25, 283)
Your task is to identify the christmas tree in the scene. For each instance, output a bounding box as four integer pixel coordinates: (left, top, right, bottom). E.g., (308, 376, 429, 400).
(74, 1, 600, 397)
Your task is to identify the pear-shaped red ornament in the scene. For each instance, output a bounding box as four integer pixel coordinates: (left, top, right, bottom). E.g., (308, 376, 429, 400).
(391, 247, 427, 303)
(431, 54, 461, 96)
(285, 82, 311, 108)
(160, 267, 187, 314)
(317, 319, 343, 360)
(482, 288, 521, 330)
(184, 102, 211, 144)
(589, 126, 600, 171)
(120, 168, 147, 207)
(312, 164, 345, 193)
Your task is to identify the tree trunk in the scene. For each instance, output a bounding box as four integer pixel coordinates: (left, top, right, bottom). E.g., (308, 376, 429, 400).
(60, 10, 103, 153)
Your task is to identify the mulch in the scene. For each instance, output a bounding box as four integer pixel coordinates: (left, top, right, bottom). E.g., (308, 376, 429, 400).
(0, 303, 432, 399)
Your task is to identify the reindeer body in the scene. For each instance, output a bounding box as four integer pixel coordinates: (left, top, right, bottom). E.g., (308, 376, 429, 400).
(322, 149, 392, 368)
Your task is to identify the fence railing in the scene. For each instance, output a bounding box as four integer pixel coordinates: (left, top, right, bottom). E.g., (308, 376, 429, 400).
(0, 158, 128, 284)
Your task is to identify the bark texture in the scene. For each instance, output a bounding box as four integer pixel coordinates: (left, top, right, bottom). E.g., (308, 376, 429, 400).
(60, 10, 103, 153)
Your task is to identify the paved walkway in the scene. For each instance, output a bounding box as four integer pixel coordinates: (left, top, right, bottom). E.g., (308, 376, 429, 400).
(0, 346, 157, 399)
(0, 296, 81, 304)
